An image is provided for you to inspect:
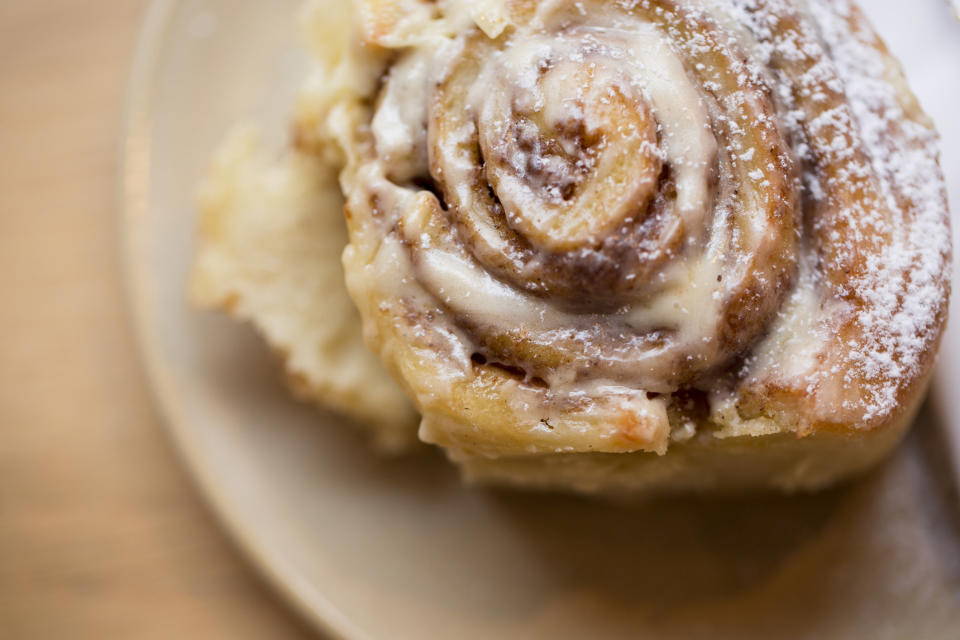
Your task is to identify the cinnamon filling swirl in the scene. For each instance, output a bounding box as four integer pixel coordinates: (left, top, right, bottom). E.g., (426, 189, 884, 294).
(380, 2, 801, 392)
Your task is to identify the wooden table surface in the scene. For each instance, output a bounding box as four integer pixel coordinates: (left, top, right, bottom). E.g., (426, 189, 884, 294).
(0, 2, 316, 637)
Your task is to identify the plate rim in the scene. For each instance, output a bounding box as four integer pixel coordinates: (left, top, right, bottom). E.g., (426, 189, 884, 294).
(118, 2, 361, 638)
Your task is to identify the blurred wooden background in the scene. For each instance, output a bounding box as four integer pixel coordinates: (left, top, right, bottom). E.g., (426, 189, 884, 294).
(0, 2, 315, 637)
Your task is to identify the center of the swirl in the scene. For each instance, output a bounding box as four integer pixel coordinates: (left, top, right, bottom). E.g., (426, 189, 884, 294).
(478, 59, 662, 253)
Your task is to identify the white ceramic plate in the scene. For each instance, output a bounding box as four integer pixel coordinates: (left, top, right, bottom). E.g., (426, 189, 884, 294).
(122, 2, 960, 639)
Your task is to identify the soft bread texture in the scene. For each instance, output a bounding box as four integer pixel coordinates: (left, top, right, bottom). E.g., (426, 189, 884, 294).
(190, 127, 418, 450)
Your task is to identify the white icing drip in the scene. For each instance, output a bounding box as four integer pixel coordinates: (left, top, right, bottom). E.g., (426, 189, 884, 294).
(745, 253, 823, 380)
(372, 52, 432, 183)
(624, 253, 723, 338)
(416, 246, 559, 330)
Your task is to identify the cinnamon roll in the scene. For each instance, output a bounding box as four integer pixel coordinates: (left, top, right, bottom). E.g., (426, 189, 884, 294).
(199, 0, 952, 492)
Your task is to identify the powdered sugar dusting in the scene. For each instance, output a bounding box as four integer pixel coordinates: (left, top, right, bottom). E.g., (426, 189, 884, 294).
(730, 0, 951, 423)
(809, 0, 950, 419)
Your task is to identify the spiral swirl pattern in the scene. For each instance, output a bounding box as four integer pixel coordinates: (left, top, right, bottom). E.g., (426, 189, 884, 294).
(318, 0, 950, 462)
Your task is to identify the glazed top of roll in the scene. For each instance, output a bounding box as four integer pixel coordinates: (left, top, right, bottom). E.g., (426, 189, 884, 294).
(295, 0, 951, 457)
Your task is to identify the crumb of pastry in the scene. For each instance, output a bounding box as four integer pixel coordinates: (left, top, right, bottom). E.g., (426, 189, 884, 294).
(190, 125, 418, 451)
